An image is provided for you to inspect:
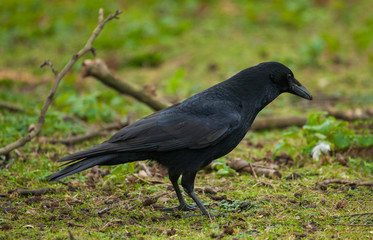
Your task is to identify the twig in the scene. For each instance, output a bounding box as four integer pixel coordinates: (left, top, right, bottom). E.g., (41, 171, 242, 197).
(318, 179, 373, 187)
(97, 207, 110, 215)
(333, 212, 373, 218)
(133, 174, 152, 184)
(68, 229, 75, 240)
(49, 132, 107, 145)
(67, 221, 84, 228)
(0, 9, 122, 156)
(252, 107, 373, 130)
(249, 163, 257, 179)
(136, 162, 152, 176)
(332, 212, 373, 227)
(251, 115, 307, 131)
(332, 223, 373, 226)
(100, 219, 124, 231)
(81, 59, 168, 111)
(63, 114, 90, 128)
(0, 101, 26, 113)
(327, 107, 373, 121)
(4, 158, 15, 170)
(226, 158, 282, 179)
(40, 60, 58, 76)
(9, 187, 55, 196)
(98, 8, 104, 23)
(46, 120, 128, 145)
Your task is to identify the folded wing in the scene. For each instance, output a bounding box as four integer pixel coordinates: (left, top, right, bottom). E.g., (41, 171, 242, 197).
(108, 101, 241, 151)
(58, 101, 241, 162)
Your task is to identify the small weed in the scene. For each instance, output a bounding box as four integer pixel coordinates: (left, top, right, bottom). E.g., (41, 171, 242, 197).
(275, 112, 373, 159)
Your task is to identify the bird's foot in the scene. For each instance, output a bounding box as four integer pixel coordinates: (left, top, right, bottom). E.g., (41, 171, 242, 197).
(161, 203, 197, 212)
(184, 212, 225, 219)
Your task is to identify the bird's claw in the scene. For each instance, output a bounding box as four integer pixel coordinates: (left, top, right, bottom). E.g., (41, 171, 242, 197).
(184, 212, 225, 219)
(161, 203, 197, 212)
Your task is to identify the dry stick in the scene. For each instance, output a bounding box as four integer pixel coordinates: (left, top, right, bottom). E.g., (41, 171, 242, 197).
(9, 187, 55, 196)
(333, 212, 373, 218)
(81, 59, 168, 111)
(226, 158, 282, 179)
(248, 163, 258, 179)
(319, 179, 373, 187)
(46, 119, 128, 145)
(251, 115, 308, 131)
(68, 230, 76, 240)
(97, 207, 110, 215)
(63, 114, 90, 128)
(0, 101, 26, 113)
(133, 174, 152, 184)
(0, 9, 122, 156)
(100, 219, 124, 232)
(67, 221, 84, 228)
(137, 162, 152, 176)
(251, 107, 373, 130)
(46, 114, 133, 145)
(332, 223, 373, 226)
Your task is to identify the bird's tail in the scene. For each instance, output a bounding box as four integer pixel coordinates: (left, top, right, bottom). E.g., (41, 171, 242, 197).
(47, 154, 116, 182)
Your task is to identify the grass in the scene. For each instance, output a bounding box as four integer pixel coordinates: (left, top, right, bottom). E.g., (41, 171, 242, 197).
(1, 0, 373, 239)
(1, 156, 372, 239)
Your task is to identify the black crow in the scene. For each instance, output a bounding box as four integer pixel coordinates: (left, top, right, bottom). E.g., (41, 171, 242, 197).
(47, 62, 312, 217)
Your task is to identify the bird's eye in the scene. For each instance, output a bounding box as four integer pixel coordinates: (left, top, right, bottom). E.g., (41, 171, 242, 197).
(287, 73, 293, 79)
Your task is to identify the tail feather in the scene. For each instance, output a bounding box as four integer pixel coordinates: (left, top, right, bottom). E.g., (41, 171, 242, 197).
(47, 154, 114, 182)
(58, 142, 113, 162)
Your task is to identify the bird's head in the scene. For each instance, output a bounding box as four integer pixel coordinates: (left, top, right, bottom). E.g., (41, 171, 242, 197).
(264, 62, 312, 100)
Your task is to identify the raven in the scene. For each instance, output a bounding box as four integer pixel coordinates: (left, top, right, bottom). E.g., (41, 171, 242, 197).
(48, 62, 312, 217)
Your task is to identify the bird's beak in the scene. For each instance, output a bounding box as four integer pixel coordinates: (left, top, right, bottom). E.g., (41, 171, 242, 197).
(289, 79, 312, 100)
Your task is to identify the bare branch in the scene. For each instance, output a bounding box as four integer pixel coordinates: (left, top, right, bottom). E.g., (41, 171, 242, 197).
(0, 101, 26, 113)
(0, 9, 122, 156)
(90, 47, 97, 57)
(98, 8, 104, 23)
(332, 223, 373, 226)
(45, 120, 128, 145)
(318, 179, 373, 187)
(226, 158, 282, 179)
(333, 212, 373, 218)
(8, 187, 55, 196)
(68, 229, 76, 240)
(40, 60, 58, 76)
(317, 179, 373, 191)
(81, 59, 168, 111)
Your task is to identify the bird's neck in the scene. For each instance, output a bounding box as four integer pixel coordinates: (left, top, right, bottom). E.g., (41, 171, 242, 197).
(219, 73, 280, 114)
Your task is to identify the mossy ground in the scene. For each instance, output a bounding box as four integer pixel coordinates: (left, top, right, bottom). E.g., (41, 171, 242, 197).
(1, 1, 373, 239)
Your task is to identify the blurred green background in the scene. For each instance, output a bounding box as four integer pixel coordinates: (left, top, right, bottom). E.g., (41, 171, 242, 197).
(1, 0, 373, 144)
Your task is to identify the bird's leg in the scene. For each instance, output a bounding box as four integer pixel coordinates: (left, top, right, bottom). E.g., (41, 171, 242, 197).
(161, 170, 197, 212)
(181, 172, 216, 218)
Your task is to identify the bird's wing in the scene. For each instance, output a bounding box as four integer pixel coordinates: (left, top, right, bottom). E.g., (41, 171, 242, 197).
(107, 101, 241, 152)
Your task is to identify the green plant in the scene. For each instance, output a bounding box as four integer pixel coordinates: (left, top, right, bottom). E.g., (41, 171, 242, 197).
(54, 90, 128, 123)
(349, 158, 373, 174)
(211, 158, 236, 176)
(103, 162, 136, 184)
(275, 112, 373, 158)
